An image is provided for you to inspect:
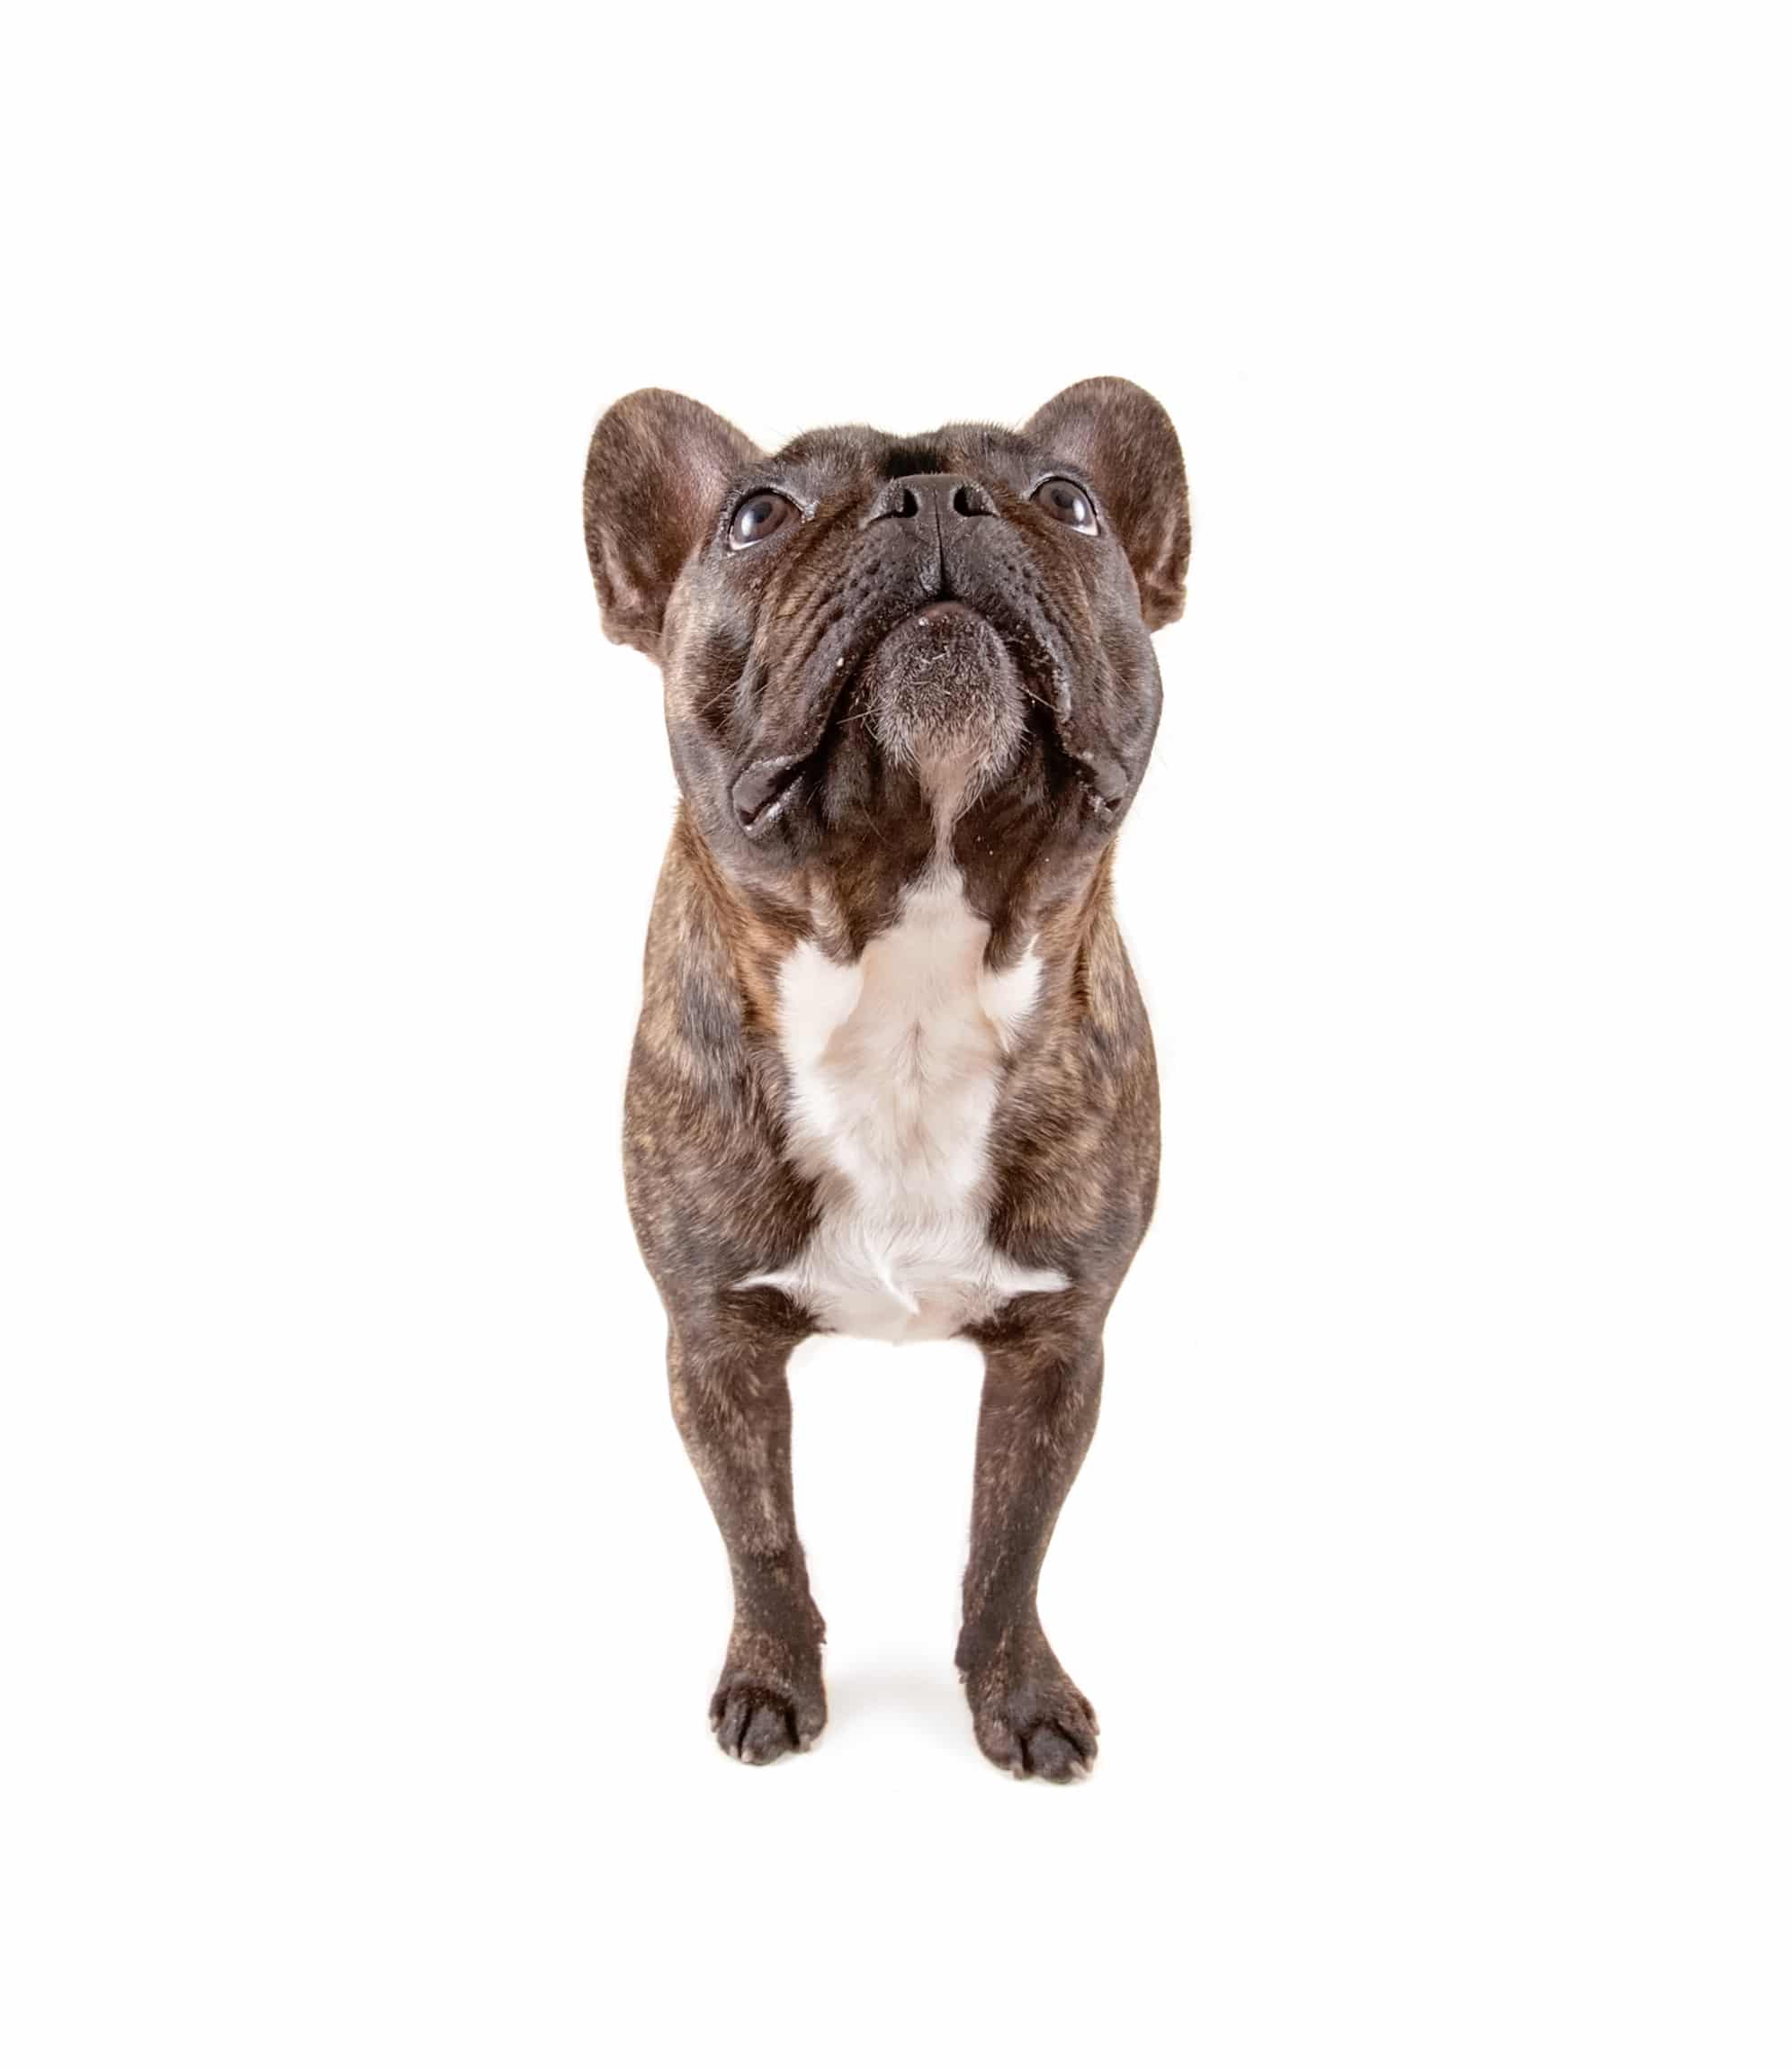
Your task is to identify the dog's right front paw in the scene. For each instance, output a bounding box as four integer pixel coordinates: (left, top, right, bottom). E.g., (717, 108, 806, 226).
(708, 1652, 826, 1766)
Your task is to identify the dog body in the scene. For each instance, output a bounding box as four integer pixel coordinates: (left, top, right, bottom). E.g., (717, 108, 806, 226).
(585, 381, 1189, 1778)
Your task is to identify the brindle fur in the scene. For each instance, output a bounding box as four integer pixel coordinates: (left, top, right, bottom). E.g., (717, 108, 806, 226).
(587, 380, 1188, 1778)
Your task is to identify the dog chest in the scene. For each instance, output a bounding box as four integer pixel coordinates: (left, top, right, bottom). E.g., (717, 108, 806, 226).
(742, 866, 1067, 1342)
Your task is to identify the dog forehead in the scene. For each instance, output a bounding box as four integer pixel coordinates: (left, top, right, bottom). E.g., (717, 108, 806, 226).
(766, 421, 1042, 489)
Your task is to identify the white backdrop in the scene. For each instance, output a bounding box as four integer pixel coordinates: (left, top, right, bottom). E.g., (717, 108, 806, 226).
(4, 4, 1788, 2064)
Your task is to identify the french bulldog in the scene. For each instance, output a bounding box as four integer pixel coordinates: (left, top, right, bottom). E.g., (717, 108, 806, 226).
(583, 379, 1189, 1778)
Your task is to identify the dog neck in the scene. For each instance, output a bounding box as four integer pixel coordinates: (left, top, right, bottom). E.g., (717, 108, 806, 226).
(676, 793, 1116, 1002)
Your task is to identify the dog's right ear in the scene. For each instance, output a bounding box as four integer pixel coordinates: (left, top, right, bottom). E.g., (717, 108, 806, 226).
(583, 390, 761, 659)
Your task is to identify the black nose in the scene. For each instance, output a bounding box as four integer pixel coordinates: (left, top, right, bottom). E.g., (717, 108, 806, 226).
(863, 472, 999, 525)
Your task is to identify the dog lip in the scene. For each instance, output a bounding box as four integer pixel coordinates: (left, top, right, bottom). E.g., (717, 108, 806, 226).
(864, 597, 991, 656)
(730, 752, 806, 834)
(1071, 750, 1129, 811)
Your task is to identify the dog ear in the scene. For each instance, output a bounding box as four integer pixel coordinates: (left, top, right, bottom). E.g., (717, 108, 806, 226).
(1025, 378, 1190, 631)
(583, 390, 761, 658)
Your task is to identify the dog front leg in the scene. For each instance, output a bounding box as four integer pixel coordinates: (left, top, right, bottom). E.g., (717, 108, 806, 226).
(956, 1297, 1104, 1779)
(667, 1303, 825, 1764)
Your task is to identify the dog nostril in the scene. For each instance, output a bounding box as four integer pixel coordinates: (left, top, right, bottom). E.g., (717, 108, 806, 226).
(950, 483, 984, 517)
(865, 485, 920, 525)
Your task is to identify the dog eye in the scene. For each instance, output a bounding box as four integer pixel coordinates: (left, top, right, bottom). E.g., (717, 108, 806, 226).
(1032, 478, 1098, 534)
(728, 491, 798, 550)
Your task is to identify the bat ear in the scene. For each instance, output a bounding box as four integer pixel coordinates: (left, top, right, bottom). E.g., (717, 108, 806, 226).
(1025, 378, 1190, 631)
(582, 390, 761, 658)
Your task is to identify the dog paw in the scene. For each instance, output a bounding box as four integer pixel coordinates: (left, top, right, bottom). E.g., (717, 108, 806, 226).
(962, 1645, 1098, 1782)
(709, 1659, 826, 1766)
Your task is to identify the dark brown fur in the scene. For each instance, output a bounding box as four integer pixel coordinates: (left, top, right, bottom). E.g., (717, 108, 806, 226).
(586, 381, 1188, 1778)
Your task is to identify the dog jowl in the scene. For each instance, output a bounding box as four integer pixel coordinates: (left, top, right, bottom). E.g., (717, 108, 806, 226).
(584, 380, 1189, 1778)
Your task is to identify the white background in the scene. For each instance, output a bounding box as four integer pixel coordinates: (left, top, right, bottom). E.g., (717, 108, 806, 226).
(4, 4, 1788, 2063)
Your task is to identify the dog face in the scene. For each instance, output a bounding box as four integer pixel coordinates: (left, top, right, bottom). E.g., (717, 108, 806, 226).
(584, 381, 1188, 909)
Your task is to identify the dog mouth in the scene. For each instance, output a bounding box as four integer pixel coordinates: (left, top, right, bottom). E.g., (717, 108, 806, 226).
(730, 750, 811, 831)
(863, 603, 1024, 759)
(729, 591, 1130, 836)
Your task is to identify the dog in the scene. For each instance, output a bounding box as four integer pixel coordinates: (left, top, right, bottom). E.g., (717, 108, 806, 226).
(583, 380, 1189, 1778)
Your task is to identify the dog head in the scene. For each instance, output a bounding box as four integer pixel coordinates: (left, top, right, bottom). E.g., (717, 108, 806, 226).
(584, 380, 1188, 909)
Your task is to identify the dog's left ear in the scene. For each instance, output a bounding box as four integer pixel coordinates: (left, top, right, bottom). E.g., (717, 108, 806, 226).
(583, 389, 762, 659)
(1025, 378, 1190, 631)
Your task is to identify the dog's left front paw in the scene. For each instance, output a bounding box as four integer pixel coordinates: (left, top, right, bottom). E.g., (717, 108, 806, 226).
(960, 1632, 1098, 1781)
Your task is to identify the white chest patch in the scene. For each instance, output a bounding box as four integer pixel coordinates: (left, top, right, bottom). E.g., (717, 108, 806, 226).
(740, 865, 1068, 1343)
